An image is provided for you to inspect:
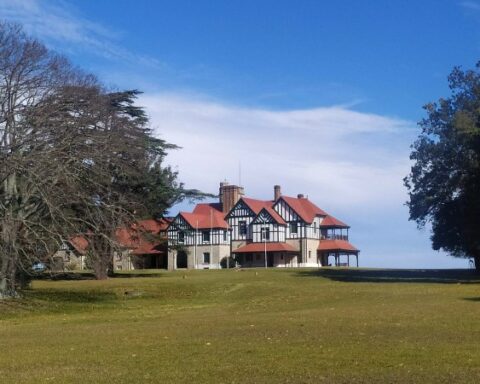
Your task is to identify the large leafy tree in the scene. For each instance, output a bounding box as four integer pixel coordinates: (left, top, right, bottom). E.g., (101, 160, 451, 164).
(405, 62, 480, 270)
(0, 22, 201, 295)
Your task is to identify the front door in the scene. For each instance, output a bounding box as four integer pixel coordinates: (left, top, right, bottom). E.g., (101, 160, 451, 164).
(177, 251, 188, 268)
(267, 253, 274, 267)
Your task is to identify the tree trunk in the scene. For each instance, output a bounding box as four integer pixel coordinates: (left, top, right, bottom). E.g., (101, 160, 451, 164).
(0, 172, 19, 298)
(473, 253, 480, 274)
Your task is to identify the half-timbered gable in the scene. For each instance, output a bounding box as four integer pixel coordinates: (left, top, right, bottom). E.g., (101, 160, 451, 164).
(226, 198, 256, 240)
(274, 195, 327, 240)
(168, 214, 195, 246)
(168, 204, 230, 247)
(251, 208, 286, 243)
(273, 198, 303, 239)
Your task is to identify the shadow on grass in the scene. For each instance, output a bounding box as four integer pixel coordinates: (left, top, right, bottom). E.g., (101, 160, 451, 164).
(111, 272, 165, 278)
(33, 270, 166, 281)
(34, 272, 97, 281)
(297, 268, 480, 284)
(463, 297, 480, 302)
(24, 289, 117, 303)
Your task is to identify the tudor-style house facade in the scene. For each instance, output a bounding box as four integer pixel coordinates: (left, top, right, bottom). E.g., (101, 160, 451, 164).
(167, 202, 231, 270)
(167, 182, 359, 269)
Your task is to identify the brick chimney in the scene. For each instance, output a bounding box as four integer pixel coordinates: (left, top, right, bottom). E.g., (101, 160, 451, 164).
(219, 181, 244, 214)
(274, 185, 281, 200)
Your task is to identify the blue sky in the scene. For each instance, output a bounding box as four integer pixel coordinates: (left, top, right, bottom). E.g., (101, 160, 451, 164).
(2, 0, 479, 268)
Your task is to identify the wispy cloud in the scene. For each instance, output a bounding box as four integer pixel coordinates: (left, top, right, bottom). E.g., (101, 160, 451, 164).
(0, 0, 162, 68)
(0, 0, 465, 268)
(142, 92, 414, 211)
(142, 92, 470, 268)
(460, 1, 480, 11)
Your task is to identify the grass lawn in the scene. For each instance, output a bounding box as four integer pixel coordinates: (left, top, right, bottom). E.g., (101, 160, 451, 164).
(1, 268, 480, 383)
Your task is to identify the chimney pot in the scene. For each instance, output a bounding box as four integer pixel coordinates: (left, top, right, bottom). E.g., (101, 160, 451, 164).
(274, 185, 281, 200)
(297, 193, 304, 199)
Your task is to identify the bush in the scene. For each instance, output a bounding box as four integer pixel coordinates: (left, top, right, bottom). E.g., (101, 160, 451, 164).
(220, 256, 236, 269)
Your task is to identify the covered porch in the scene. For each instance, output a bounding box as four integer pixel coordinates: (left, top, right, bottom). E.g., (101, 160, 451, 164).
(318, 239, 360, 267)
(233, 242, 299, 268)
(131, 250, 168, 269)
(129, 240, 168, 269)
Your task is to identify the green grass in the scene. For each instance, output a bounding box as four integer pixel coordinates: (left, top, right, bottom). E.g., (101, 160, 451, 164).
(1, 268, 480, 383)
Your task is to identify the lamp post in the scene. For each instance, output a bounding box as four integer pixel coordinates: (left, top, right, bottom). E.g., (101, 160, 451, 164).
(264, 233, 267, 269)
(194, 220, 198, 269)
(262, 218, 267, 269)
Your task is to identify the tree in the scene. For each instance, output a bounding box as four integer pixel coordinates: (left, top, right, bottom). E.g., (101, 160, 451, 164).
(405, 62, 480, 270)
(0, 22, 202, 296)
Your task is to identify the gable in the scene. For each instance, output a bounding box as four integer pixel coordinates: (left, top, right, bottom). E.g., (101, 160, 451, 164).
(251, 208, 286, 225)
(276, 196, 327, 223)
(273, 198, 300, 222)
(226, 199, 255, 218)
(168, 214, 193, 231)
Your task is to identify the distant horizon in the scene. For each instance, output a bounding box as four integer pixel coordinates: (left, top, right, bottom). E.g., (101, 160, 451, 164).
(1, 0, 478, 269)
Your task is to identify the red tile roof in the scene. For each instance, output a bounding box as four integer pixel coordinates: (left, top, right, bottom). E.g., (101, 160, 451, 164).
(241, 198, 286, 225)
(232, 242, 297, 253)
(66, 219, 171, 257)
(132, 218, 171, 233)
(131, 243, 165, 255)
(318, 240, 359, 253)
(69, 236, 89, 255)
(116, 219, 169, 255)
(279, 196, 327, 223)
(320, 215, 349, 228)
(179, 203, 229, 229)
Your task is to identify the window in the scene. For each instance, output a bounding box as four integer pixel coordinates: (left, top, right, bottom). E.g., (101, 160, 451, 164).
(246, 254, 253, 262)
(203, 252, 210, 264)
(223, 230, 228, 241)
(239, 221, 247, 236)
(256, 254, 261, 260)
(309, 250, 311, 259)
(261, 227, 270, 241)
(202, 231, 210, 243)
(178, 231, 185, 243)
(314, 222, 317, 234)
(290, 222, 298, 234)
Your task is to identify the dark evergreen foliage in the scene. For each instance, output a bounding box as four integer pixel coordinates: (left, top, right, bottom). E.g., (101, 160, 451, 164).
(405, 62, 480, 270)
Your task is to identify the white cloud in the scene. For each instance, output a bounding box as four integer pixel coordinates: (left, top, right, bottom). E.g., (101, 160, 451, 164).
(0, 0, 466, 268)
(141, 92, 415, 212)
(140, 93, 474, 269)
(0, 0, 162, 67)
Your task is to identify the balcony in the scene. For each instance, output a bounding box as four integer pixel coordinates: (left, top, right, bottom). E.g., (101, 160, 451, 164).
(321, 234, 348, 241)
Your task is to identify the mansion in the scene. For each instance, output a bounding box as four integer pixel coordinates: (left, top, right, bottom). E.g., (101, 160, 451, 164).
(167, 182, 359, 270)
(53, 182, 359, 271)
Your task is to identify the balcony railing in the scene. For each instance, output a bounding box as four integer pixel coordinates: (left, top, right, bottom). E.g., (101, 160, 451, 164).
(321, 234, 348, 241)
